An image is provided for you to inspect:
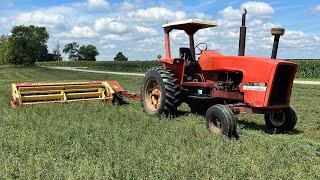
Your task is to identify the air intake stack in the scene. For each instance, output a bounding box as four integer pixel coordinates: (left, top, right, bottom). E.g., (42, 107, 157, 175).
(271, 27, 285, 59)
(238, 9, 247, 56)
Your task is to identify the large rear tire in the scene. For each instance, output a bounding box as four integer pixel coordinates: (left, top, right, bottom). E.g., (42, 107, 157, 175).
(205, 105, 237, 138)
(264, 106, 297, 132)
(141, 67, 182, 117)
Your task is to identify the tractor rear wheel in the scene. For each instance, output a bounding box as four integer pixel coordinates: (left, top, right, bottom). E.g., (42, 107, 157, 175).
(264, 106, 297, 132)
(141, 67, 182, 117)
(205, 105, 237, 138)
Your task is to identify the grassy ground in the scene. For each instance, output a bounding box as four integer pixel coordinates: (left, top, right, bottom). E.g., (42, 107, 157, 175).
(0, 67, 319, 179)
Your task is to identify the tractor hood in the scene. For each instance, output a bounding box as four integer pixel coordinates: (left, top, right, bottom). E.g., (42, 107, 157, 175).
(198, 50, 298, 74)
(198, 50, 298, 107)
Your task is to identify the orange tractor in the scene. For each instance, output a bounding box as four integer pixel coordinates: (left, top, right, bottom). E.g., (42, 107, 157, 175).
(141, 18, 298, 137)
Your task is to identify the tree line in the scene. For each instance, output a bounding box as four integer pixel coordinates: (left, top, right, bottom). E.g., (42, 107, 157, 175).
(0, 25, 101, 65)
(0, 25, 50, 65)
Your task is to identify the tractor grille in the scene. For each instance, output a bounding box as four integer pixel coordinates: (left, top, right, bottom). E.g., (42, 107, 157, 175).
(269, 65, 295, 106)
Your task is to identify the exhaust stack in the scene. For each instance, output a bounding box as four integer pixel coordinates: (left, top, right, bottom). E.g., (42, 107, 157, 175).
(238, 9, 247, 56)
(271, 27, 285, 59)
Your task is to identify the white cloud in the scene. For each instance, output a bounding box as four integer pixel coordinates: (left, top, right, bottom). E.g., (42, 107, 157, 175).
(121, 1, 135, 10)
(95, 18, 127, 34)
(128, 7, 186, 23)
(126, 47, 155, 54)
(59, 26, 98, 39)
(281, 30, 317, 48)
(138, 38, 161, 46)
(71, 26, 98, 38)
(220, 1, 274, 21)
(219, 6, 241, 21)
(100, 34, 131, 42)
(15, 11, 65, 29)
(87, 0, 109, 9)
(309, 5, 320, 14)
(241, 1, 274, 19)
(103, 44, 116, 49)
(134, 26, 158, 36)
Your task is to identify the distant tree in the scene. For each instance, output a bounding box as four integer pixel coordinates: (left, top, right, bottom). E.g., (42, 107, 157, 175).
(0, 35, 7, 45)
(53, 41, 62, 62)
(52, 49, 62, 61)
(63, 42, 79, 61)
(0, 35, 9, 65)
(78, 44, 99, 61)
(6, 25, 49, 65)
(114, 52, 128, 61)
(37, 48, 63, 62)
(39, 53, 56, 62)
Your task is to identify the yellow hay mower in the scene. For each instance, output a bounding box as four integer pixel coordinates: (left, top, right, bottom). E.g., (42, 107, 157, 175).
(10, 81, 140, 107)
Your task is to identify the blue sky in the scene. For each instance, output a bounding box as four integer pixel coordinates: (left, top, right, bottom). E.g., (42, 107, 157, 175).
(0, 0, 319, 60)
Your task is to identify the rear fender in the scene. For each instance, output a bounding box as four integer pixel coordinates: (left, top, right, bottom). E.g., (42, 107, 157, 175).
(158, 58, 174, 64)
(163, 58, 185, 84)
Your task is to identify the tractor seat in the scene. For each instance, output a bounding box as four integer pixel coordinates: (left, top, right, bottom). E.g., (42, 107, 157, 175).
(179, 47, 194, 62)
(179, 47, 199, 77)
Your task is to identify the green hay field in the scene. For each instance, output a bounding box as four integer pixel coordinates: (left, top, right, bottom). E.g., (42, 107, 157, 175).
(0, 67, 319, 179)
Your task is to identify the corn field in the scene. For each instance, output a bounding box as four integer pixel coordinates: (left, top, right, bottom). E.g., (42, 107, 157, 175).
(37, 59, 320, 78)
(294, 60, 320, 78)
(37, 61, 160, 73)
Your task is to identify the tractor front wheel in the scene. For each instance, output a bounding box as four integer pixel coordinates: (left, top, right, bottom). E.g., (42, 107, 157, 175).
(141, 67, 182, 117)
(264, 106, 297, 132)
(205, 105, 237, 138)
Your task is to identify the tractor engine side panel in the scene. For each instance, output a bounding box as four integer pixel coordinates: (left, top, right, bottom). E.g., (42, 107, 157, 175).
(199, 52, 283, 108)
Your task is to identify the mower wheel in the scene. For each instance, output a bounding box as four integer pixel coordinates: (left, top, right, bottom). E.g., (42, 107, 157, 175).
(112, 92, 125, 106)
(264, 106, 297, 132)
(141, 67, 182, 117)
(205, 105, 237, 138)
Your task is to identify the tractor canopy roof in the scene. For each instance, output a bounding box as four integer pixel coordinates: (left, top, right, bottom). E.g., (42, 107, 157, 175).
(162, 19, 217, 33)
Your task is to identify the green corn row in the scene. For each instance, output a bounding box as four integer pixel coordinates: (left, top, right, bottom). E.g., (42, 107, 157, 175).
(37, 60, 320, 78)
(36, 61, 161, 73)
(294, 60, 320, 79)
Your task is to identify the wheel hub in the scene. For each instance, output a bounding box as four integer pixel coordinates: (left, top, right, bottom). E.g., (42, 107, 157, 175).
(270, 110, 286, 126)
(145, 79, 162, 112)
(209, 115, 222, 134)
(150, 87, 161, 108)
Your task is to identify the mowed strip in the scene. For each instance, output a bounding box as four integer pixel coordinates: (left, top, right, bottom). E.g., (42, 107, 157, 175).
(46, 66, 145, 77)
(45, 66, 320, 85)
(294, 80, 320, 85)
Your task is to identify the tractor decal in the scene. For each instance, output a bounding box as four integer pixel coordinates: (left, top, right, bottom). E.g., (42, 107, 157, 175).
(243, 82, 267, 91)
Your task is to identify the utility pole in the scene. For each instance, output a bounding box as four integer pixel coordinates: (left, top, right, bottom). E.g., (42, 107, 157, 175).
(56, 40, 61, 66)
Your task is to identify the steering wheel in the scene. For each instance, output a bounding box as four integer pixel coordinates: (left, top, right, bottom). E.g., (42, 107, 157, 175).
(195, 43, 208, 55)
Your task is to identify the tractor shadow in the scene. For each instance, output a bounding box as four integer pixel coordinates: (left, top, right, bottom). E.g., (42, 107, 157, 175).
(176, 110, 190, 117)
(236, 119, 303, 135)
(175, 110, 303, 136)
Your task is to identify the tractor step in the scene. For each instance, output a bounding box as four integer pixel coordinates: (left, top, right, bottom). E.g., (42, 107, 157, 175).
(10, 80, 140, 107)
